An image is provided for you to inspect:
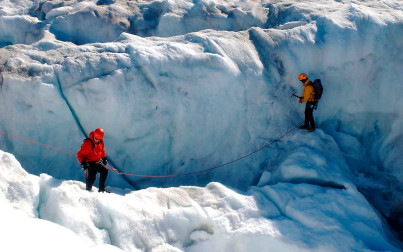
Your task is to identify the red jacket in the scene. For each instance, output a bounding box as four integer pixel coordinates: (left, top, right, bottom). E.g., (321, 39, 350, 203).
(77, 131, 106, 163)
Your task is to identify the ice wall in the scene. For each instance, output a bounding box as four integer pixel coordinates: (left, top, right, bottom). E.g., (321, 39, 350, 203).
(0, 0, 402, 236)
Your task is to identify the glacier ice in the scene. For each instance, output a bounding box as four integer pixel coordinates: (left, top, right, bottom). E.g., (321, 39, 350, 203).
(0, 0, 402, 247)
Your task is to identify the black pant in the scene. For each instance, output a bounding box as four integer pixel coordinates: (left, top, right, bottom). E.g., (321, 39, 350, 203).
(86, 162, 108, 191)
(304, 102, 316, 129)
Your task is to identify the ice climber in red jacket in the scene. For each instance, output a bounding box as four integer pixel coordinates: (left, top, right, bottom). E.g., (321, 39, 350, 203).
(77, 128, 109, 192)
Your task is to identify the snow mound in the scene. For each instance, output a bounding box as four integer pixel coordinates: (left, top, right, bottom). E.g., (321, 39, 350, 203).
(0, 15, 43, 48)
(0, 150, 39, 217)
(0, 150, 399, 251)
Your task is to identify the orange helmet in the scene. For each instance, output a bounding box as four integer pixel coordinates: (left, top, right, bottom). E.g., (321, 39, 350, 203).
(93, 128, 104, 139)
(298, 73, 307, 81)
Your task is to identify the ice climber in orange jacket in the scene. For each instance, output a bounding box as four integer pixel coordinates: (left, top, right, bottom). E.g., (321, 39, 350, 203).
(298, 73, 316, 132)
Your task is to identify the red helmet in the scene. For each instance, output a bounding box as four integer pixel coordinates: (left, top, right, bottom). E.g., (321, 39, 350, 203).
(93, 128, 104, 140)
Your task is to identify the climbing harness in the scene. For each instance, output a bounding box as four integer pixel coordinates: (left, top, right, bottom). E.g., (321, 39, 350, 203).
(0, 121, 303, 178)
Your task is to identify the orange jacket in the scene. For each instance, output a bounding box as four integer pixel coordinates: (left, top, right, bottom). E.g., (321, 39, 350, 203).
(77, 131, 106, 163)
(301, 79, 315, 102)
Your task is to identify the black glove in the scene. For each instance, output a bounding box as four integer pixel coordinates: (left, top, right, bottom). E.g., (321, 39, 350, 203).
(102, 157, 107, 165)
(81, 160, 89, 170)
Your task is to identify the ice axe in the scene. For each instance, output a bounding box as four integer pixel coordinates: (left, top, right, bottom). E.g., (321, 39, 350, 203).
(291, 92, 302, 99)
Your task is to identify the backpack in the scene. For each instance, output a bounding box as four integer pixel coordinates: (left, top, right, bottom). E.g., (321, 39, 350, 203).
(311, 79, 323, 101)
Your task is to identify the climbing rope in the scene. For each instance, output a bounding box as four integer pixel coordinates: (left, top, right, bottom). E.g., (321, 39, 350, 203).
(0, 121, 303, 178)
(0, 130, 76, 155)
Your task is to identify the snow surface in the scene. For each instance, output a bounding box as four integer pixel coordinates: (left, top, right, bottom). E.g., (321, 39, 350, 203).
(0, 149, 399, 251)
(0, 0, 402, 250)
